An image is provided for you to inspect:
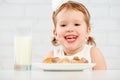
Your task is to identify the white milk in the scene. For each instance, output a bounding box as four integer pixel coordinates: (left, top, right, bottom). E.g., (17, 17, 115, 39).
(15, 36, 32, 66)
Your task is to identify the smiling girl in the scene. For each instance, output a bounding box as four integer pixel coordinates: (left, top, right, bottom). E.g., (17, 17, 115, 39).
(44, 1, 106, 70)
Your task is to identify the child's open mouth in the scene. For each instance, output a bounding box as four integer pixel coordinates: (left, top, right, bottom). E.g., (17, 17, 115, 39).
(64, 35, 78, 43)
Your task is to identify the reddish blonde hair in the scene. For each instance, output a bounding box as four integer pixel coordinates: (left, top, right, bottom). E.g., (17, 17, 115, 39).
(52, 1, 96, 46)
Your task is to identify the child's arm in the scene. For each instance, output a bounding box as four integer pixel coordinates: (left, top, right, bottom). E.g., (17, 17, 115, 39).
(90, 47, 107, 70)
(44, 50, 54, 59)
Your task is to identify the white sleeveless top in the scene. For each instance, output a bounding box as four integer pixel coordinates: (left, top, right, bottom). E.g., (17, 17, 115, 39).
(53, 44, 93, 63)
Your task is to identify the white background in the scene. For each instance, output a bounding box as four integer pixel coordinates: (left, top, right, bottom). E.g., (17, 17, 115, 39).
(0, 0, 120, 70)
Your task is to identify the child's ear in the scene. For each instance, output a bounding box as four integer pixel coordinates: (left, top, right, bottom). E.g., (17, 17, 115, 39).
(53, 28, 57, 36)
(86, 26, 91, 38)
(87, 26, 91, 34)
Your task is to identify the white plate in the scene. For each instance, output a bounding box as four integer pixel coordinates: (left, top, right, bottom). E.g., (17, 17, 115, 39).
(33, 63, 96, 71)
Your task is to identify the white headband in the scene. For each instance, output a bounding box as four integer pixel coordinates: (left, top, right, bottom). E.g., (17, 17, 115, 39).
(52, 0, 82, 12)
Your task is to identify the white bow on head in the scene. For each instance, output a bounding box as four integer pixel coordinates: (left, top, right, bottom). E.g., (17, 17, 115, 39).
(52, 0, 82, 12)
(52, 0, 69, 11)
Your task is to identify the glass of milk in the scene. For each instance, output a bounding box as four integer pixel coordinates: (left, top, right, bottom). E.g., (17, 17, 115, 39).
(14, 28, 32, 70)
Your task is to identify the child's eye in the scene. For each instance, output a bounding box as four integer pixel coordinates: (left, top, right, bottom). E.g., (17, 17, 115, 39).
(74, 24, 81, 26)
(60, 24, 66, 27)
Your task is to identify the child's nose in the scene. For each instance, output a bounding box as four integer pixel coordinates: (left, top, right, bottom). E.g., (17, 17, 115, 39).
(67, 26, 74, 32)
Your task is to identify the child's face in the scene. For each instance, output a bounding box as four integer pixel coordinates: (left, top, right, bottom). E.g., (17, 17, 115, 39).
(53, 8, 90, 50)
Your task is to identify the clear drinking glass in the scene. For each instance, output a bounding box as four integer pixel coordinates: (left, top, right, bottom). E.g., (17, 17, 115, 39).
(14, 28, 32, 70)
